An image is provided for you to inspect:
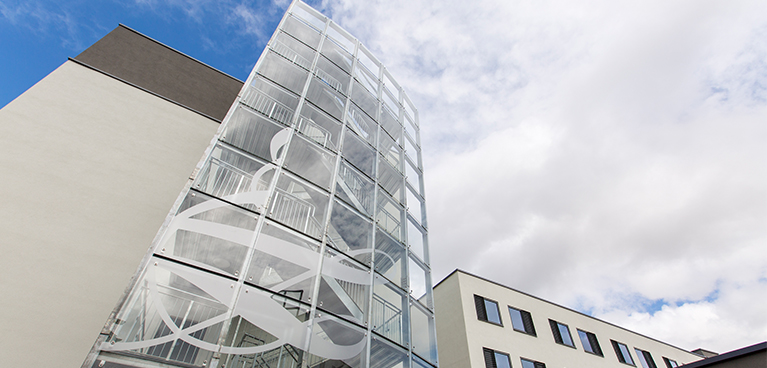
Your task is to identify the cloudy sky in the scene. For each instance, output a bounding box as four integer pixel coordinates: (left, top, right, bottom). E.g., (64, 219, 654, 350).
(2, 0, 765, 355)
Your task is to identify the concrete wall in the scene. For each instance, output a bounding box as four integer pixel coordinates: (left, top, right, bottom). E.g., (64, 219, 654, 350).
(435, 270, 703, 368)
(0, 61, 219, 367)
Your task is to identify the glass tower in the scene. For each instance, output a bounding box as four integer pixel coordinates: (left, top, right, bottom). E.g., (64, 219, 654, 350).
(83, 1, 437, 368)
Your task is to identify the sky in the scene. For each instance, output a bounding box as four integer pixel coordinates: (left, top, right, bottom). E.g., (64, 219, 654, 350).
(2, 0, 766, 355)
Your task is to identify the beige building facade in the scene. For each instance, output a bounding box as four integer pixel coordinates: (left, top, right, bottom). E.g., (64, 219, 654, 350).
(434, 270, 703, 368)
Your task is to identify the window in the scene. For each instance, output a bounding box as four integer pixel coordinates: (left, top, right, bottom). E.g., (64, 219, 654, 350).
(483, 348, 512, 368)
(577, 329, 603, 356)
(521, 357, 546, 368)
(475, 295, 502, 325)
(508, 306, 536, 336)
(662, 357, 678, 368)
(611, 340, 635, 365)
(549, 319, 574, 347)
(635, 348, 658, 368)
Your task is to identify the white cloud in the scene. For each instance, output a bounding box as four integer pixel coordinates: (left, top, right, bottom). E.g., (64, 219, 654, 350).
(322, 0, 767, 352)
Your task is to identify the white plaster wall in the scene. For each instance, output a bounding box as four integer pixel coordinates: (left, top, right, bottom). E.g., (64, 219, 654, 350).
(434, 273, 472, 368)
(436, 271, 703, 368)
(0, 61, 219, 367)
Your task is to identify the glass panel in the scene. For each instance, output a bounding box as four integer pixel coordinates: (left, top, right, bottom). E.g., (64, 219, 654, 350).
(354, 64, 379, 97)
(342, 130, 376, 179)
(521, 358, 536, 368)
(306, 77, 346, 122)
(379, 157, 404, 204)
(405, 158, 422, 196)
(374, 229, 407, 290)
(404, 115, 418, 143)
(317, 248, 371, 327)
(377, 190, 404, 242)
(351, 80, 379, 120)
(346, 104, 378, 146)
(620, 343, 634, 364)
(297, 103, 342, 152)
(379, 131, 402, 172)
(336, 161, 374, 216)
(283, 134, 335, 190)
(291, 2, 326, 32)
(382, 90, 399, 117)
(403, 96, 416, 122)
(358, 45, 380, 77)
(408, 257, 430, 304)
(246, 221, 320, 304)
(222, 106, 289, 163)
(404, 135, 420, 167)
(380, 107, 402, 145)
(410, 304, 437, 365)
(242, 77, 298, 126)
(281, 15, 321, 49)
(267, 173, 329, 239)
(579, 330, 593, 353)
(373, 274, 409, 346)
(485, 299, 501, 324)
(382, 70, 399, 100)
(407, 219, 425, 262)
(272, 32, 314, 70)
(326, 22, 356, 55)
(316, 55, 351, 95)
(413, 356, 432, 368)
(370, 336, 409, 368)
(308, 312, 368, 367)
(107, 257, 232, 366)
(258, 51, 309, 98)
(559, 323, 574, 346)
(636, 349, 650, 368)
(157, 191, 258, 276)
(407, 187, 423, 225)
(328, 199, 374, 265)
(321, 36, 353, 74)
(221, 288, 311, 367)
(509, 308, 525, 332)
(194, 144, 275, 212)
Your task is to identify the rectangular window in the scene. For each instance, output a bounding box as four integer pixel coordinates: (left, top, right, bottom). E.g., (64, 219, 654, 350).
(483, 348, 512, 368)
(508, 306, 537, 336)
(475, 295, 502, 325)
(662, 357, 678, 368)
(611, 340, 635, 366)
(635, 348, 658, 368)
(577, 329, 603, 356)
(549, 319, 574, 347)
(521, 357, 546, 368)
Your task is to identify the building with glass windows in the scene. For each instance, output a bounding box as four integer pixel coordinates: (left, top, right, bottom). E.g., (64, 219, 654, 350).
(433, 270, 702, 368)
(74, 2, 436, 368)
(0, 1, 435, 368)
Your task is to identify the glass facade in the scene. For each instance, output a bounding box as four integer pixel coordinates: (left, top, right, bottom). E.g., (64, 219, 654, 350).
(83, 1, 435, 368)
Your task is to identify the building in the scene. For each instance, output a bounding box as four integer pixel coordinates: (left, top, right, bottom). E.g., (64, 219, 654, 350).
(680, 342, 766, 368)
(0, 1, 436, 368)
(434, 270, 704, 368)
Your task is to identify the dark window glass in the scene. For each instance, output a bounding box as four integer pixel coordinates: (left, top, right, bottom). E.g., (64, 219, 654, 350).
(474, 295, 502, 325)
(483, 348, 511, 368)
(549, 319, 574, 347)
(663, 357, 678, 368)
(612, 340, 636, 365)
(577, 329, 603, 356)
(509, 306, 536, 336)
(521, 358, 546, 368)
(635, 348, 658, 368)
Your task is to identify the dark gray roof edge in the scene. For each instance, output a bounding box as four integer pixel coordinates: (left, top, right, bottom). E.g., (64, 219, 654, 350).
(115, 24, 243, 84)
(434, 269, 701, 357)
(680, 342, 767, 368)
(68, 57, 221, 123)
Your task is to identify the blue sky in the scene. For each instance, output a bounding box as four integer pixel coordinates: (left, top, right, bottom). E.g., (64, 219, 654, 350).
(3, 0, 766, 354)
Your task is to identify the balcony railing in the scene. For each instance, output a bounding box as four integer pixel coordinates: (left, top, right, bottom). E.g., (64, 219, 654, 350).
(270, 188, 323, 239)
(270, 40, 312, 70)
(297, 117, 332, 149)
(241, 88, 295, 126)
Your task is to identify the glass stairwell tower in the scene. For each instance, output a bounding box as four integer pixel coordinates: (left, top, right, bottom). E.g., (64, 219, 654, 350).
(83, 2, 437, 368)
